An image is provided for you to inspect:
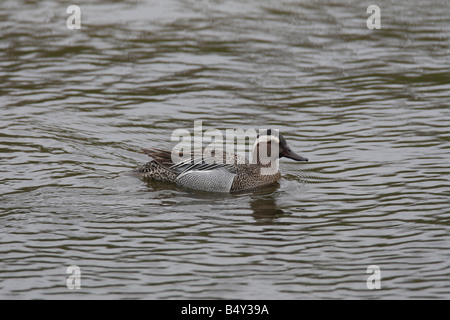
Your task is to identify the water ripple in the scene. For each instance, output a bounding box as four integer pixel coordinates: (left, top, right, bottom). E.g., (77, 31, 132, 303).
(1, 0, 449, 299)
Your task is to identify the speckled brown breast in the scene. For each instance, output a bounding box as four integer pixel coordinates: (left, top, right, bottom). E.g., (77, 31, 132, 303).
(230, 164, 281, 192)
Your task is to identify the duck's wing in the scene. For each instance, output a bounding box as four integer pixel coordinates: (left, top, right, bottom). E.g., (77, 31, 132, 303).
(142, 147, 238, 174)
(170, 156, 238, 174)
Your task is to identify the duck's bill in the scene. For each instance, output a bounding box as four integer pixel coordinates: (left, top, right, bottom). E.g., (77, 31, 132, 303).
(281, 149, 308, 162)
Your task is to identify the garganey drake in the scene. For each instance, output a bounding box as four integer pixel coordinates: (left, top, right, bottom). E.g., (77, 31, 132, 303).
(137, 130, 308, 192)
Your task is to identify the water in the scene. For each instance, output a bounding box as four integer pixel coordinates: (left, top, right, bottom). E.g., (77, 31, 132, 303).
(1, 0, 449, 299)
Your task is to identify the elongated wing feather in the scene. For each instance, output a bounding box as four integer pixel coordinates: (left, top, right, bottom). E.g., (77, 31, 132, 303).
(142, 147, 238, 174)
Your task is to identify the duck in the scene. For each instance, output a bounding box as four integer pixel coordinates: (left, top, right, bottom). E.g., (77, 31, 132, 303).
(136, 130, 308, 192)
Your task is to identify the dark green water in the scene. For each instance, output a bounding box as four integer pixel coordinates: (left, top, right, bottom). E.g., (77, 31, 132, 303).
(1, 0, 449, 299)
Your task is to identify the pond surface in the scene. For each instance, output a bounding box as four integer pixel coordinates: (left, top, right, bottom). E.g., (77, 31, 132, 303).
(0, 0, 449, 299)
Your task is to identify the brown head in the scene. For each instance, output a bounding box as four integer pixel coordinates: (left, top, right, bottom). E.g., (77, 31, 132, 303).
(252, 129, 308, 166)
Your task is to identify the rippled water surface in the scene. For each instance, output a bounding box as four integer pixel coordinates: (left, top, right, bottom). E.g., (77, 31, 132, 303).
(1, 0, 449, 299)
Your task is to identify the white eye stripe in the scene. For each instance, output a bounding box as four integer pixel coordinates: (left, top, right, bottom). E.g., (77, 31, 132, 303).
(253, 135, 280, 146)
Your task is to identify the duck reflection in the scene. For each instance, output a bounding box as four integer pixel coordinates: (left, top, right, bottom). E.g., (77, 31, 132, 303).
(249, 184, 285, 224)
(143, 176, 285, 225)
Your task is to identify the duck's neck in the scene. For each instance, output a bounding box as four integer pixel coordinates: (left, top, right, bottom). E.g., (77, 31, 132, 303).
(251, 147, 280, 175)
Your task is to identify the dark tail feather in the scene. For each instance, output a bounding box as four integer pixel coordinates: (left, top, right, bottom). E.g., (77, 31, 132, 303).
(141, 148, 174, 167)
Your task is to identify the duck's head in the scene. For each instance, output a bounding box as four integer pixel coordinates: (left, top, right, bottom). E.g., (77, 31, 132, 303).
(252, 129, 308, 164)
(277, 131, 308, 162)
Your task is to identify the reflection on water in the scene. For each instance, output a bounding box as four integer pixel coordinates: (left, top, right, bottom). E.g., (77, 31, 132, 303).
(249, 186, 286, 224)
(1, 0, 450, 299)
